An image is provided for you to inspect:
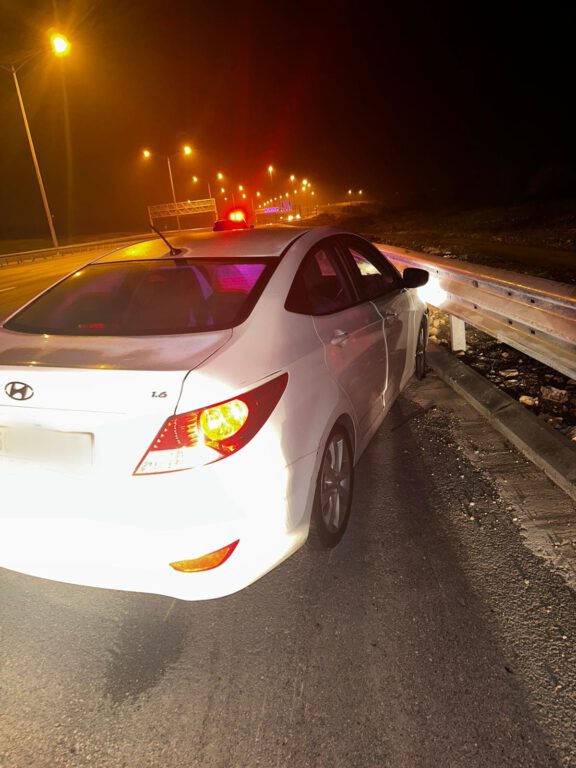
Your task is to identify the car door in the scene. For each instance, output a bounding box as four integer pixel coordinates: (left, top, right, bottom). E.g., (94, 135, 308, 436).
(285, 238, 388, 437)
(337, 236, 413, 409)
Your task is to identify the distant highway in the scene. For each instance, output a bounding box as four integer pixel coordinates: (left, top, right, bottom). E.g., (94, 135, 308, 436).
(0, 249, 114, 321)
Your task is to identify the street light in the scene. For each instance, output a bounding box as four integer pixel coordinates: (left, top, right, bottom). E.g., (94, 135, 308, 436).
(1, 30, 71, 249)
(49, 32, 71, 56)
(268, 165, 274, 186)
(142, 146, 193, 229)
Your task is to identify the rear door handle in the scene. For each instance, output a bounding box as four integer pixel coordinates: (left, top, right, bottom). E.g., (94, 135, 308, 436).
(330, 329, 350, 346)
(383, 310, 398, 324)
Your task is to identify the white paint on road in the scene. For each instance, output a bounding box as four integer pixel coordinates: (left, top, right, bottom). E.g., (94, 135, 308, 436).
(0, 286, 15, 293)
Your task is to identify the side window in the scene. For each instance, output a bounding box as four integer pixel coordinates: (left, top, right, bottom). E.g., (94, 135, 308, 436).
(341, 238, 401, 300)
(285, 242, 356, 315)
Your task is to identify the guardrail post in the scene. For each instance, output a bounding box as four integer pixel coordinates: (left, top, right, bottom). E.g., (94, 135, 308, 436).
(449, 316, 467, 352)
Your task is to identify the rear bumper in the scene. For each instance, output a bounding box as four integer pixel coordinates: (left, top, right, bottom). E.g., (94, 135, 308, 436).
(0, 449, 317, 600)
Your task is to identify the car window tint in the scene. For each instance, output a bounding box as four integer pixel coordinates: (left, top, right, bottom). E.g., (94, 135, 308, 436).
(4, 259, 275, 336)
(285, 243, 355, 315)
(342, 239, 401, 300)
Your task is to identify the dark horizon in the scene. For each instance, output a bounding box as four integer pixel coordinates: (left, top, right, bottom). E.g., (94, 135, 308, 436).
(1, 0, 574, 240)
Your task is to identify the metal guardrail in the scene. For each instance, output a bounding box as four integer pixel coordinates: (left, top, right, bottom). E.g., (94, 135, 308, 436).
(0, 232, 152, 267)
(376, 243, 576, 381)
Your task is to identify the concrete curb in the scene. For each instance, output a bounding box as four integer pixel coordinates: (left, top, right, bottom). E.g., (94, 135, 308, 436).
(427, 342, 576, 502)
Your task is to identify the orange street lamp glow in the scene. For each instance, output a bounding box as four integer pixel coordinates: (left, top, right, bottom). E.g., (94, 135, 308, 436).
(256, 191, 261, 197)
(183, 145, 192, 155)
(359, 189, 363, 195)
(220, 187, 225, 193)
(238, 184, 244, 191)
(50, 32, 70, 57)
(290, 174, 295, 182)
(192, 175, 198, 183)
(302, 178, 308, 186)
(142, 149, 151, 158)
(347, 189, 352, 195)
(217, 172, 224, 181)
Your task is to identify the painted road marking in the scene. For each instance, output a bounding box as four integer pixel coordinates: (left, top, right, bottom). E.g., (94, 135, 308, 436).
(0, 287, 15, 292)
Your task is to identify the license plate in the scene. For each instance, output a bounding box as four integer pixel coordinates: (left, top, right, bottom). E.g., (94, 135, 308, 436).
(0, 425, 93, 468)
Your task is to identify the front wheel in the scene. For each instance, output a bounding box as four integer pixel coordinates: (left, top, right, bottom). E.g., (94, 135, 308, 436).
(308, 426, 354, 549)
(415, 319, 428, 380)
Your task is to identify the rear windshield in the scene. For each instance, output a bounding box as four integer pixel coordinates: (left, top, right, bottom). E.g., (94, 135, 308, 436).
(4, 258, 276, 336)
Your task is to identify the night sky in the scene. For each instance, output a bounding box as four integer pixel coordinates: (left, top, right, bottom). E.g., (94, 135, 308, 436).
(1, 0, 574, 240)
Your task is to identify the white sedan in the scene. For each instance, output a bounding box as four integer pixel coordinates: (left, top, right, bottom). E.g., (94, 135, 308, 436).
(0, 226, 428, 600)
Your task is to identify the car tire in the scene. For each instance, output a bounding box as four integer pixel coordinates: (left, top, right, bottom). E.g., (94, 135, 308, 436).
(415, 318, 428, 380)
(308, 425, 354, 550)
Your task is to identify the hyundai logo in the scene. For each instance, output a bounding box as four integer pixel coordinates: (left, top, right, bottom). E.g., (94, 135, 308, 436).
(5, 381, 34, 401)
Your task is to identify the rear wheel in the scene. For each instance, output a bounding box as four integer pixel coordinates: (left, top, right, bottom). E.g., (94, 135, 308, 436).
(415, 319, 428, 380)
(308, 426, 354, 549)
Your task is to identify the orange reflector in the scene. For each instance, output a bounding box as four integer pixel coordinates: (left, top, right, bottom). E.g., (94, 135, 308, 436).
(169, 540, 239, 573)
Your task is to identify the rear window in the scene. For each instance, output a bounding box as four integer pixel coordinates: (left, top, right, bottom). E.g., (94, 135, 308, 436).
(4, 259, 275, 336)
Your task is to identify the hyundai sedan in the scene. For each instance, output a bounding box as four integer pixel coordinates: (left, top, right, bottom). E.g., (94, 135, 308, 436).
(0, 226, 428, 599)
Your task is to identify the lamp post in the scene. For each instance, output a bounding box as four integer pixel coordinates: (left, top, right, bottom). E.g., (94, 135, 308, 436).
(143, 145, 193, 230)
(2, 32, 71, 249)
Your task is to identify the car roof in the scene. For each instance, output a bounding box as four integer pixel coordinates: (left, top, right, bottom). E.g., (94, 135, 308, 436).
(93, 226, 313, 264)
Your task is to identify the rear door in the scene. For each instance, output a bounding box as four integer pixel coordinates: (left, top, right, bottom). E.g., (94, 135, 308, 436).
(286, 238, 388, 436)
(337, 236, 413, 408)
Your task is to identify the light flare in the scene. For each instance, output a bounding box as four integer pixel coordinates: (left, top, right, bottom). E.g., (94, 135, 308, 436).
(417, 275, 448, 306)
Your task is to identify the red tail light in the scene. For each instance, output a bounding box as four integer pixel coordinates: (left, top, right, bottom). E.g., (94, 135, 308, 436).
(134, 373, 288, 475)
(228, 208, 247, 223)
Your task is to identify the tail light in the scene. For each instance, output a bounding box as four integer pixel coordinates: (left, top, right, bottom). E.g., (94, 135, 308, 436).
(134, 373, 288, 475)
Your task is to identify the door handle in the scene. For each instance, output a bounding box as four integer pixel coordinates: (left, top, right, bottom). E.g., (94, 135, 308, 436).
(330, 329, 350, 346)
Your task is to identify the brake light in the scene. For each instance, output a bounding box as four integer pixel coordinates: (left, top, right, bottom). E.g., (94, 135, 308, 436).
(228, 208, 246, 222)
(134, 373, 288, 475)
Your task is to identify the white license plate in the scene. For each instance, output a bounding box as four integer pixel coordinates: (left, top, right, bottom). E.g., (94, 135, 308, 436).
(0, 426, 93, 468)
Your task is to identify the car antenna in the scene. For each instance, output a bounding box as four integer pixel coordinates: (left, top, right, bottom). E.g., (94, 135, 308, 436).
(149, 225, 183, 256)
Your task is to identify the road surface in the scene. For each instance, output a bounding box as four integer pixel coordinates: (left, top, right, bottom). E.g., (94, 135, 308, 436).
(1, 371, 575, 767)
(1, 250, 575, 768)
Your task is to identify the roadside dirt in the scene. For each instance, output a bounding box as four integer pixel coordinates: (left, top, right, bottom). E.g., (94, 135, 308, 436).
(318, 198, 576, 283)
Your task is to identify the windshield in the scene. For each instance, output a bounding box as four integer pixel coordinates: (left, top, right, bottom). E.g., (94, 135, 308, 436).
(4, 258, 276, 336)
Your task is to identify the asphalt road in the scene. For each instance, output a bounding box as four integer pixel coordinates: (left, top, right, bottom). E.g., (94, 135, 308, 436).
(1, 251, 576, 767)
(0, 250, 114, 321)
(1, 375, 575, 767)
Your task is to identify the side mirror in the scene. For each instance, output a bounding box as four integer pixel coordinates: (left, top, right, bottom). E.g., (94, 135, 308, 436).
(402, 267, 429, 288)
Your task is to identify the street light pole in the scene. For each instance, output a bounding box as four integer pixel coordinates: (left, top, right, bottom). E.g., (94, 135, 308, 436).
(8, 63, 59, 248)
(165, 155, 181, 229)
